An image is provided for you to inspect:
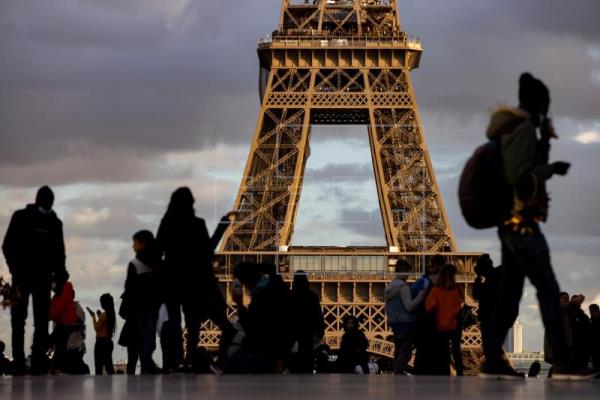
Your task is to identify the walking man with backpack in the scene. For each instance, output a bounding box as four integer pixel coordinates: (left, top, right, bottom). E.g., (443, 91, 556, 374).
(462, 73, 597, 380)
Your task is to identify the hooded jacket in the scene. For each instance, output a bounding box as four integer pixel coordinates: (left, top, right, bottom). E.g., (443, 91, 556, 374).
(2, 204, 66, 285)
(486, 108, 554, 221)
(385, 278, 427, 324)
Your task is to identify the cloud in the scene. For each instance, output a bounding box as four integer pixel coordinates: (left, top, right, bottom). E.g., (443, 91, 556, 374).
(0, 0, 274, 178)
(574, 131, 600, 144)
(0, 147, 193, 187)
(2, 0, 599, 188)
(306, 163, 374, 182)
(403, 1, 600, 121)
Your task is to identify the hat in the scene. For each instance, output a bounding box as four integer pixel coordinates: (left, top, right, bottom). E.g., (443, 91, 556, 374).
(519, 72, 550, 115)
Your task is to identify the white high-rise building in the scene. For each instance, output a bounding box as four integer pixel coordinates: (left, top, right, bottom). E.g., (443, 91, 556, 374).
(513, 321, 523, 354)
(504, 320, 524, 354)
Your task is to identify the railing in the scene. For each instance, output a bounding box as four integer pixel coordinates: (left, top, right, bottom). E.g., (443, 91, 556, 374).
(216, 272, 476, 283)
(287, 0, 395, 6)
(214, 250, 481, 277)
(258, 35, 422, 50)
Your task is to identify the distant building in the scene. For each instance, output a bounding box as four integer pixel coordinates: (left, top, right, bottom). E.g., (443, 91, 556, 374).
(503, 320, 523, 354)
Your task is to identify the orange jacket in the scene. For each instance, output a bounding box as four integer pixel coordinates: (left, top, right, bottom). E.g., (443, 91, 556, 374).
(425, 286, 463, 332)
(49, 281, 78, 325)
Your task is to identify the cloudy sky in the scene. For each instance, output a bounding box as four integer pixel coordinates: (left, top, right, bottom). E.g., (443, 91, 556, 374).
(1, 0, 599, 362)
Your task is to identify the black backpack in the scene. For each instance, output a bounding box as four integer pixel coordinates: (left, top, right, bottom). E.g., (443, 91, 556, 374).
(458, 138, 513, 229)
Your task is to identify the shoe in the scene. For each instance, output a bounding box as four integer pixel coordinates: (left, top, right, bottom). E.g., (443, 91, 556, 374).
(141, 361, 161, 375)
(479, 361, 525, 380)
(209, 364, 222, 375)
(550, 364, 600, 381)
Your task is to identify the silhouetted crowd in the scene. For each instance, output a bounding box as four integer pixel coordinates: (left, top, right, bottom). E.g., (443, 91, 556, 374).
(0, 187, 600, 377)
(2, 73, 600, 380)
(0, 186, 361, 375)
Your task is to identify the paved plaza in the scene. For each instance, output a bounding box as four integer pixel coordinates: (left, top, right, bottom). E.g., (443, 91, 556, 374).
(1, 375, 599, 400)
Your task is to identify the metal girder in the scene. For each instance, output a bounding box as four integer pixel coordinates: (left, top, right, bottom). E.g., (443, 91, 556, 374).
(280, 1, 400, 37)
(215, 0, 479, 373)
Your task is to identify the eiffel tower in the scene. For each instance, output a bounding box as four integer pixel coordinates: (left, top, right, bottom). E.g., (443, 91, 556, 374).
(204, 0, 483, 373)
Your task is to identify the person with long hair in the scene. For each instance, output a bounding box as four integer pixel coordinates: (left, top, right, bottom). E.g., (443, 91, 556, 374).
(425, 264, 464, 376)
(289, 271, 325, 373)
(87, 293, 116, 375)
(156, 187, 238, 371)
(412, 254, 445, 375)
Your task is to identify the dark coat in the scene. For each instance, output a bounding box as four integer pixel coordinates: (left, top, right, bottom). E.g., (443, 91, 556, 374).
(569, 306, 591, 367)
(591, 317, 600, 366)
(473, 266, 503, 322)
(290, 288, 325, 344)
(156, 214, 229, 303)
(2, 204, 66, 285)
(238, 278, 293, 358)
(337, 328, 369, 373)
(123, 256, 162, 313)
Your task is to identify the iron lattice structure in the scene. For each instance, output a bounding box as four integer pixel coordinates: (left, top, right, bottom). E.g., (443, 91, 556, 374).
(203, 0, 483, 373)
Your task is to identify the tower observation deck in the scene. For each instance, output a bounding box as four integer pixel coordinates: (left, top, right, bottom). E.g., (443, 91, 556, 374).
(202, 0, 483, 373)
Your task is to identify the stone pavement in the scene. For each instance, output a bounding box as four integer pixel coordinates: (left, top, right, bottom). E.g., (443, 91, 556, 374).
(1, 374, 599, 399)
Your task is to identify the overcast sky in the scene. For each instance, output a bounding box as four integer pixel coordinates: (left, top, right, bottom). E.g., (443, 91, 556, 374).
(1, 0, 599, 362)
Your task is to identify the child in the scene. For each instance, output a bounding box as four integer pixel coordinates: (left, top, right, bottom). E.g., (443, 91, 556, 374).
(123, 230, 161, 374)
(0, 341, 10, 375)
(87, 293, 116, 375)
(384, 259, 427, 375)
(425, 264, 464, 376)
(49, 272, 78, 373)
(64, 299, 89, 374)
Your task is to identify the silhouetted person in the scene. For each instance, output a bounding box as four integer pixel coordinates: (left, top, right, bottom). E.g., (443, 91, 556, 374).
(426, 264, 464, 376)
(49, 271, 77, 373)
(528, 361, 541, 378)
(567, 295, 591, 369)
(87, 293, 116, 375)
(385, 259, 426, 375)
(289, 271, 325, 373)
(2, 186, 67, 375)
(589, 304, 600, 368)
(157, 187, 237, 371)
(0, 341, 10, 375)
(122, 230, 161, 374)
(481, 73, 596, 380)
(544, 292, 572, 367)
(63, 299, 89, 375)
(472, 254, 519, 375)
(412, 254, 444, 375)
(337, 316, 369, 374)
(118, 290, 140, 375)
(226, 262, 292, 373)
